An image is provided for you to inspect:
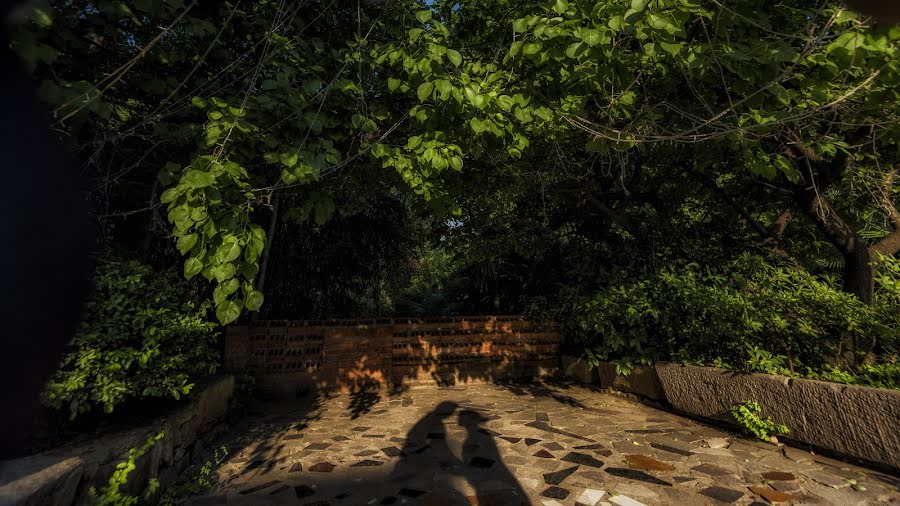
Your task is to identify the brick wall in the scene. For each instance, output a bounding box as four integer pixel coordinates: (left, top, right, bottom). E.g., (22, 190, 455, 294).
(225, 316, 560, 393)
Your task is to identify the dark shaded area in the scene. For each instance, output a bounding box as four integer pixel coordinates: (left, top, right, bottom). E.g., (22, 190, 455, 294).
(0, 22, 91, 457)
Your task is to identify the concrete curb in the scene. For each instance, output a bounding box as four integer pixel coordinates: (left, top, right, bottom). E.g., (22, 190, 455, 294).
(562, 356, 900, 472)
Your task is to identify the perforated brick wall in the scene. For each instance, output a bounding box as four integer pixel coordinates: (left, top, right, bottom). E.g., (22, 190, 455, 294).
(224, 316, 560, 393)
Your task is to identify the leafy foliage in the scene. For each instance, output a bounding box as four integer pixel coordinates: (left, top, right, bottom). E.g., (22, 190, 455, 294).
(729, 401, 789, 441)
(90, 431, 165, 506)
(45, 258, 218, 419)
(570, 253, 899, 377)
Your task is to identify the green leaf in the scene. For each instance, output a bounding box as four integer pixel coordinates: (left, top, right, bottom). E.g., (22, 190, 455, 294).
(552, 0, 568, 14)
(207, 110, 223, 120)
(435, 79, 452, 98)
(415, 9, 432, 23)
(498, 95, 515, 111)
(449, 156, 463, 171)
(184, 257, 203, 279)
(182, 170, 216, 189)
(447, 49, 462, 67)
(191, 96, 207, 108)
(160, 188, 179, 204)
(608, 16, 624, 31)
(245, 290, 264, 311)
(388, 78, 401, 91)
(214, 262, 236, 282)
(408, 28, 424, 41)
(215, 300, 241, 325)
(216, 240, 241, 263)
(659, 41, 683, 55)
(513, 18, 528, 33)
(417, 82, 434, 102)
(580, 28, 602, 47)
(523, 43, 542, 55)
(631, 0, 651, 11)
(406, 135, 423, 150)
(302, 79, 322, 95)
(176, 233, 198, 255)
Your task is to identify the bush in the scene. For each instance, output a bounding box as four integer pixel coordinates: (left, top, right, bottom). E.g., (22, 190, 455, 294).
(569, 253, 899, 379)
(45, 258, 219, 419)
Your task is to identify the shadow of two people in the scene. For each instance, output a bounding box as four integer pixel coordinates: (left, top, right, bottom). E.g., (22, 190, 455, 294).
(390, 401, 530, 506)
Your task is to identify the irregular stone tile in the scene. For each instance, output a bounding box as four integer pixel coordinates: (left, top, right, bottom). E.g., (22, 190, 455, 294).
(355, 449, 378, 456)
(541, 486, 570, 499)
(352, 427, 372, 432)
(691, 463, 735, 477)
(268, 484, 291, 495)
(332, 435, 350, 441)
(699, 486, 744, 503)
(769, 480, 801, 493)
(381, 446, 404, 457)
(608, 495, 646, 506)
(525, 438, 541, 446)
(623, 454, 675, 471)
(626, 429, 665, 434)
(479, 428, 502, 436)
(398, 488, 426, 498)
(306, 442, 332, 450)
(500, 437, 521, 444)
(748, 486, 797, 503)
(804, 469, 851, 488)
(309, 462, 336, 472)
(294, 485, 316, 498)
(762, 471, 796, 481)
(389, 437, 406, 444)
(604, 468, 672, 486)
(649, 442, 693, 456)
(595, 449, 613, 457)
(705, 438, 730, 449)
(543, 442, 565, 451)
(542, 501, 565, 506)
(352, 459, 384, 467)
(574, 443, 605, 450)
(289, 462, 302, 473)
(672, 476, 695, 483)
(576, 488, 606, 506)
(534, 450, 555, 458)
(283, 433, 305, 440)
(543, 466, 579, 485)
(239, 481, 280, 494)
(562, 452, 604, 468)
(469, 457, 495, 469)
(691, 447, 734, 457)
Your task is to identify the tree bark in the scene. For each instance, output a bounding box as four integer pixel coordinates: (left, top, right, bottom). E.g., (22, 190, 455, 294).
(791, 159, 874, 303)
(870, 165, 900, 260)
(253, 195, 279, 319)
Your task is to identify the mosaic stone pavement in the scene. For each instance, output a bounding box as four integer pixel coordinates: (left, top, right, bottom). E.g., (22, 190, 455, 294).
(191, 382, 900, 505)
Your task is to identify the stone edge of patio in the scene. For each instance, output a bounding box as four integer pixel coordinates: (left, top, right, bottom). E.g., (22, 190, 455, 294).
(562, 356, 900, 473)
(0, 374, 236, 506)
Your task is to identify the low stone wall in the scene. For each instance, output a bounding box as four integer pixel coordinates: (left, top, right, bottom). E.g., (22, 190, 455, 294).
(226, 316, 560, 395)
(0, 375, 235, 506)
(562, 357, 900, 472)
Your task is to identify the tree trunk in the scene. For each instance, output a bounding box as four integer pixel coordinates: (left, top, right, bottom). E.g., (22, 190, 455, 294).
(794, 182, 874, 303)
(253, 195, 279, 320)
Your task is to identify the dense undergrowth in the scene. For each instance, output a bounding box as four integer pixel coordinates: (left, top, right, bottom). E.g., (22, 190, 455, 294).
(570, 253, 900, 389)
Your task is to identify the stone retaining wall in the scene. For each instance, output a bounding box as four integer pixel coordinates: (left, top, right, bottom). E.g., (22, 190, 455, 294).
(562, 357, 900, 472)
(226, 316, 560, 394)
(0, 375, 235, 506)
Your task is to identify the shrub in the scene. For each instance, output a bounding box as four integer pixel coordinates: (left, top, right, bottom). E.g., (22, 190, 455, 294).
(569, 253, 899, 381)
(45, 258, 219, 419)
(729, 401, 789, 441)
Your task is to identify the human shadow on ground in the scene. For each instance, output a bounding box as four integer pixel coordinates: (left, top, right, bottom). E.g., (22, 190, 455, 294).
(385, 401, 531, 505)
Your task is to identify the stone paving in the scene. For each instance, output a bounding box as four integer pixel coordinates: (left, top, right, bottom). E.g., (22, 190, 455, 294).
(191, 382, 900, 505)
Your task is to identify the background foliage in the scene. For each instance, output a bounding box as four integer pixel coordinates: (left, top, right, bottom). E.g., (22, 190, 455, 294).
(10, 0, 900, 408)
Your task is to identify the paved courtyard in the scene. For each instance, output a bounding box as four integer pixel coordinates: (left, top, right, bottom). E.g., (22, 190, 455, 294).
(193, 382, 900, 505)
